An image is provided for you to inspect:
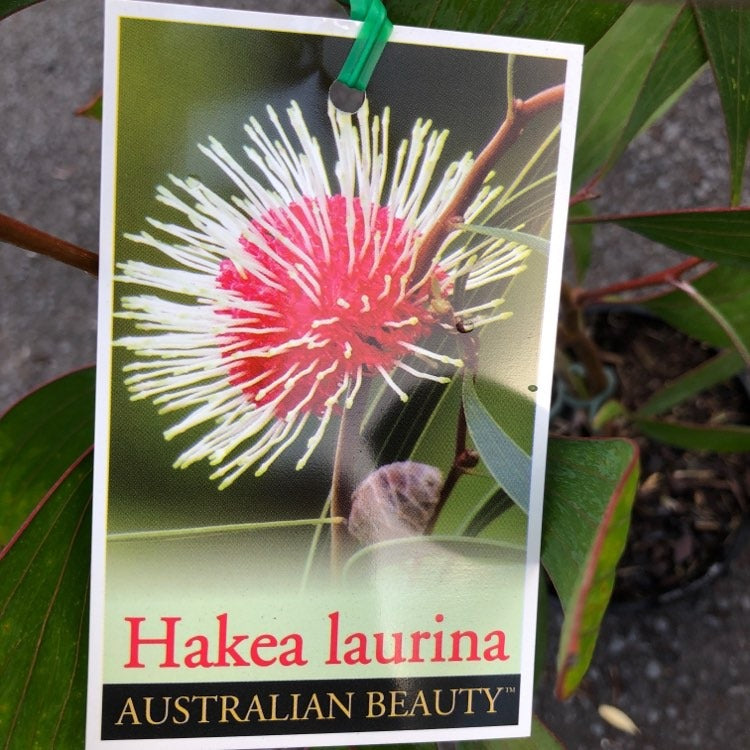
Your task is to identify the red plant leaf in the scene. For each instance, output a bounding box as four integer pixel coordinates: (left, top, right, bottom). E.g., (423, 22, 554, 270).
(542, 437, 640, 699)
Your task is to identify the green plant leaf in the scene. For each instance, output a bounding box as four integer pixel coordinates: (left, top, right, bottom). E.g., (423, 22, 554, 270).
(0, 367, 95, 545)
(385, 0, 627, 48)
(645, 265, 750, 351)
(693, 2, 750, 205)
(607, 4, 707, 172)
(463, 375, 532, 515)
(534, 574, 549, 684)
(0, 450, 91, 750)
(637, 348, 746, 417)
(542, 437, 640, 699)
(568, 201, 595, 283)
(456, 716, 565, 749)
(635, 417, 750, 453)
(350, 725, 566, 750)
(0, 0, 43, 21)
(577, 207, 750, 267)
(573, 2, 683, 188)
(75, 92, 103, 121)
(592, 398, 628, 431)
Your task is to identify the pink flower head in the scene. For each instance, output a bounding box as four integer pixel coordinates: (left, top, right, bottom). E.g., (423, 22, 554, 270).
(117, 101, 529, 487)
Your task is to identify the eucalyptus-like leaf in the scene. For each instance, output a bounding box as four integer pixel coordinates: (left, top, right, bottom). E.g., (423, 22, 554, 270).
(385, 0, 626, 48)
(694, 2, 750, 205)
(573, 2, 683, 187)
(343, 535, 527, 582)
(462, 375, 532, 515)
(577, 207, 750, 268)
(542, 437, 640, 699)
(458, 223, 549, 257)
(645, 265, 750, 352)
(0, 367, 95, 544)
(0, 450, 91, 750)
(635, 417, 750, 453)
(456, 486, 515, 538)
(637, 349, 745, 418)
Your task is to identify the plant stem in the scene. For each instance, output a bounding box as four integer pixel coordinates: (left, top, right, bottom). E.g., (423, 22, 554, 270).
(576, 256, 708, 305)
(108, 516, 347, 543)
(559, 282, 608, 395)
(569, 176, 601, 206)
(0, 212, 98, 276)
(328, 383, 370, 573)
(300, 493, 332, 590)
(412, 83, 565, 284)
(426, 392, 478, 534)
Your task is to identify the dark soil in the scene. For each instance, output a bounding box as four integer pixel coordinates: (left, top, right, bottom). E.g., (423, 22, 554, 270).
(554, 310, 750, 602)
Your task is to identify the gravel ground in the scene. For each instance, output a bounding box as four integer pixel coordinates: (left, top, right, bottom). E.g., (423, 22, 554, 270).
(2, 1, 749, 748)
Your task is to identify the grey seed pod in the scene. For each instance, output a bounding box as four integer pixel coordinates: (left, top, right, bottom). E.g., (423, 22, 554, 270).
(348, 461, 444, 545)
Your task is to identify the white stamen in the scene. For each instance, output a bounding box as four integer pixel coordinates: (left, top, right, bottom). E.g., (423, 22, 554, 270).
(384, 316, 420, 329)
(377, 366, 409, 403)
(401, 342, 464, 368)
(396, 361, 451, 383)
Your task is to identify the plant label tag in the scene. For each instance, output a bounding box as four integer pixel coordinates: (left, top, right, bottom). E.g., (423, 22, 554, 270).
(88, 1, 582, 746)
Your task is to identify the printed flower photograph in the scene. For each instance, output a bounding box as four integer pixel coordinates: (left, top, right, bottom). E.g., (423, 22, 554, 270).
(117, 98, 529, 486)
(105, 16, 569, 584)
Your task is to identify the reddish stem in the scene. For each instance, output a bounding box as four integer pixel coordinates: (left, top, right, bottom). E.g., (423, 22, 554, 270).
(576, 256, 708, 305)
(558, 282, 608, 395)
(0, 212, 98, 276)
(412, 83, 565, 284)
(569, 178, 601, 207)
(426, 397, 478, 534)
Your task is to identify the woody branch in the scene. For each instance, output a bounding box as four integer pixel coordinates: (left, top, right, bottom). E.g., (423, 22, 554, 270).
(413, 83, 565, 284)
(0, 211, 98, 276)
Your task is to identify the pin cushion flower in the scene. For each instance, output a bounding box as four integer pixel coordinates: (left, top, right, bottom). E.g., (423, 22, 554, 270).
(116, 100, 530, 487)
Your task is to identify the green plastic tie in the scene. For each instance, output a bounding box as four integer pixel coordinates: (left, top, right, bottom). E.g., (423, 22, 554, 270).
(337, 0, 393, 92)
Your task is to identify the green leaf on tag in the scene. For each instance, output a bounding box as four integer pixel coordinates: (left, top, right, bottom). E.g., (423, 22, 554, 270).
(0, 367, 95, 545)
(458, 223, 549, 257)
(542, 437, 640, 699)
(344, 535, 527, 583)
(463, 375, 532, 515)
(0, 450, 91, 750)
(694, 3, 750, 205)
